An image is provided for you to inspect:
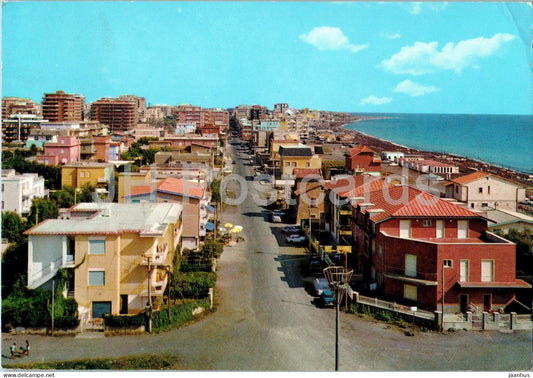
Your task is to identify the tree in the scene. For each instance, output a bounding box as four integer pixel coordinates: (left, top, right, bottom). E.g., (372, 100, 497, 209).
(1, 242, 28, 297)
(210, 178, 221, 204)
(27, 197, 59, 228)
(78, 182, 96, 202)
(1, 211, 27, 244)
(52, 186, 75, 208)
(199, 239, 224, 259)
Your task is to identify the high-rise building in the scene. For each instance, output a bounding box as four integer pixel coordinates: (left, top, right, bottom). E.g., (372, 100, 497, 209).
(173, 104, 206, 127)
(119, 95, 147, 123)
(2, 97, 40, 119)
(91, 98, 137, 133)
(274, 103, 289, 115)
(42, 91, 84, 122)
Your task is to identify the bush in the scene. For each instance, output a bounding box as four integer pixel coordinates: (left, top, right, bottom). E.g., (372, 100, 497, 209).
(151, 298, 211, 333)
(103, 313, 145, 328)
(170, 272, 216, 299)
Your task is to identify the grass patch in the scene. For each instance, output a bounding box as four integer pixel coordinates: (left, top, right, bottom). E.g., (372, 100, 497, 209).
(3, 353, 184, 370)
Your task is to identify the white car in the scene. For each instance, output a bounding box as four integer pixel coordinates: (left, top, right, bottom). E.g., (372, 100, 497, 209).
(313, 278, 331, 296)
(286, 234, 307, 243)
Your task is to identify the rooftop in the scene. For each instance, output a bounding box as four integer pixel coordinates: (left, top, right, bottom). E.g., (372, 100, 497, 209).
(279, 145, 313, 157)
(25, 202, 182, 236)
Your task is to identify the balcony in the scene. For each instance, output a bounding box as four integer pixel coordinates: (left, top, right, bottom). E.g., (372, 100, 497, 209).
(141, 242, 169, 266)
(338, 225, 352, 236)
(383, 265, 438, 286)
(142, 269, 169, 296)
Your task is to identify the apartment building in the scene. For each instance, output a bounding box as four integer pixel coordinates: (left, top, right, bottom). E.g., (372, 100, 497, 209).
(1, 170, 45, 214)
(123, 177, 210, 250)
(400, 159, 459, 179)
(118, 95, 147, 123)
(42, 91, 84, 122)
(61, 162, 114, 190)
(445, 172, 526, 211)
(91, 98, 137, 133)
(279, 145, 322, 177)
(2, 114, 48, 143)
(36, 136, 81, 165)
(2, 97, 40, 119)
(351, 185, 530, 313)
(25, 202, 183, 318)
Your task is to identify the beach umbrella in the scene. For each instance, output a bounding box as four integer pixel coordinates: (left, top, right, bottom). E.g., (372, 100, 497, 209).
(224, 222, 233, 228)
(232, 225, 243, 232)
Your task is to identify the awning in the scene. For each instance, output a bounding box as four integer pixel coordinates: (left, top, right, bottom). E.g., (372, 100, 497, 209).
(205, 222, 215, 231)
(206, 205, 215, 213)
(383, 273, 438, 286)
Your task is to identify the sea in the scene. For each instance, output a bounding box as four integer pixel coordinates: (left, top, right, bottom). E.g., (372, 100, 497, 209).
(345, 113, 533, 174)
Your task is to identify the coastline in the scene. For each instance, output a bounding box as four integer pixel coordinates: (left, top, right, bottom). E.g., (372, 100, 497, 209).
(334, 119, 533, 186)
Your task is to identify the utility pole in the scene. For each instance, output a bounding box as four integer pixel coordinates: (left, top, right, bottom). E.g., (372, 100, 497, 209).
(441, 261, 445, 332)
(147, 256, 152, 333)
(51, 280, 55, 336)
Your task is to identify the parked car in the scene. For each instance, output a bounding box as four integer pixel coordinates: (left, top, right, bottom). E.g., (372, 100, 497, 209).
(271, 214, 282, 223)
(320, 289, 335, 307)
(313, 277, 331, 296)
(281, 225, 301, 234)
(286, 234, 307, 243)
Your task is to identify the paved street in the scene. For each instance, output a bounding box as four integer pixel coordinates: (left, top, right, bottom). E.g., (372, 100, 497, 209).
(2, 137, 532, 371)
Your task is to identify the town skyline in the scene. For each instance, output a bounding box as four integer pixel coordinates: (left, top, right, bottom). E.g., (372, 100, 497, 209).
(2, 1, 532, 115)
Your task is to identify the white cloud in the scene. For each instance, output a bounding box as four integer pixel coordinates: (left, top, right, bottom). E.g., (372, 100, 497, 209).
(405, 2, 448, 15)
(299, 26, 369, 53)
(394, 79, 439, 97)
(380, 33, 516, 75)
(383, 33, 401, 40)
(359, 95, 392, 105)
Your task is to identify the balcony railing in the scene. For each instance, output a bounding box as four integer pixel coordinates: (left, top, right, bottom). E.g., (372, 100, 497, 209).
(384, 265, 438, 282)
(141, 242, 169, 266)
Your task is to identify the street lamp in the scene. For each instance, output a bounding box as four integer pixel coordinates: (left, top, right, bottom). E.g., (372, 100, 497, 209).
(323, 266, 353, 371)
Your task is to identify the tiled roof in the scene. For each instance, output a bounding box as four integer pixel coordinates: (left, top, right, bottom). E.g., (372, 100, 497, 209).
(326, 175, 386, 197)
(359, 185, 482, 223)
(157, 177, 206, 198)
(346, 145, 375, 157)
(293, 168, 322, 179)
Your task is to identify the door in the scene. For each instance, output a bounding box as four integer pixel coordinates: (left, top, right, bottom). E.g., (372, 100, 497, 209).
(120, 295, 129, 315)
(457, 220, 468, 238)
(92, 301, 111, 318)
(460, 260, 469, 282)
(400, 220, 411, 238)
(405, 254, 417, 278)
(483, 294, 492, 311)
(460, 294, 469, 313)
(436, 220, 444, 238)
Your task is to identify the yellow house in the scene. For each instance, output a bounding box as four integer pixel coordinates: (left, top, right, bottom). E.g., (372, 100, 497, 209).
(279, 145, 322, 176)
(117, 170, 153, 203)
(61, 162, 114, 189)
(25, 202, 183, 320)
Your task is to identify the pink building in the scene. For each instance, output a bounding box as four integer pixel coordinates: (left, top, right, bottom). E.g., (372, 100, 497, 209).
(36, 136, 81, 165)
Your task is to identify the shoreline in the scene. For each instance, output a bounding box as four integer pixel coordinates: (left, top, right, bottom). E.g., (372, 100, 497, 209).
(334, 119, 533, 186)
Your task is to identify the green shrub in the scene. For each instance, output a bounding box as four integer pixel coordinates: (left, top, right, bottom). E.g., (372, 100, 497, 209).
(151, 298, 211, 333)
(170, 272, 215, 299)
(103, 313, 145, 328)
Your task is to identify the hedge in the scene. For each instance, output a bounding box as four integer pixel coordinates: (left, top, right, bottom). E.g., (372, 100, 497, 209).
(103, 313, 145, 328)
(151, 298, 211, 333)
(170, 272, 216, 299)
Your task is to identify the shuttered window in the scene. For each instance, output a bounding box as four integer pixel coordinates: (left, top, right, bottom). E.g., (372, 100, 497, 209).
(481, 260, 494, 282)
(89, 239, 106, 255)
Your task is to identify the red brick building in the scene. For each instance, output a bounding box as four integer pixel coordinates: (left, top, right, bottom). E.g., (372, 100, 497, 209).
(91, 98, 137, 133)
(345, 145, 382, 174)
(42, 91, 84, 122)
(352, 185, 529, 313)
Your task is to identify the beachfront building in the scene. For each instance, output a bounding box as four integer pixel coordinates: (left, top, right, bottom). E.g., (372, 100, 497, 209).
(381, 151, 405, 163)
(25, 202, 183, 319)
(400, 159, 459, 180)
(345, 145, 382, 176)
(1, 170, 45, 214)
(445, 172, 526, 211)
(351, 185, 530, 313)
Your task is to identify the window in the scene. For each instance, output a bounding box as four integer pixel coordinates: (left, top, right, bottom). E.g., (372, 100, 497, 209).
(61, 149, 65, 154)
(404, 284, 417, 301)
(478, 187, 483, 193)
(481, 260, 494, 282)
(285, 162, 290, 167)
(460, 260, 469, 281)
(1, 184, 4, 192)
(80, 171, 85, 178)
(89, 239, 106, 255)
(86, 171, 90, 177)
(443, 259, 453, 268)
(306, 162, 310, 168)
(423, 220, 432, 227)
(292, 162, 297, 167)
(455, 185, 459, 194)
(88, 270, 105, 286)
(471, 203, 475, 208)
(487, 186, 491, 194)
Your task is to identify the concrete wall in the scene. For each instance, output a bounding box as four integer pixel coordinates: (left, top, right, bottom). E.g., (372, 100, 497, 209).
(28, 235, 65, 289)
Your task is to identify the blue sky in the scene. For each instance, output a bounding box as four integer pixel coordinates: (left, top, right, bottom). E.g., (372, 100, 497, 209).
(2, 2, 532, 114)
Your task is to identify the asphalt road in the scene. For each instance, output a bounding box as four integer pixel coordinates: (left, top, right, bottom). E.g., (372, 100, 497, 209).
(2, 137, 532, 371)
